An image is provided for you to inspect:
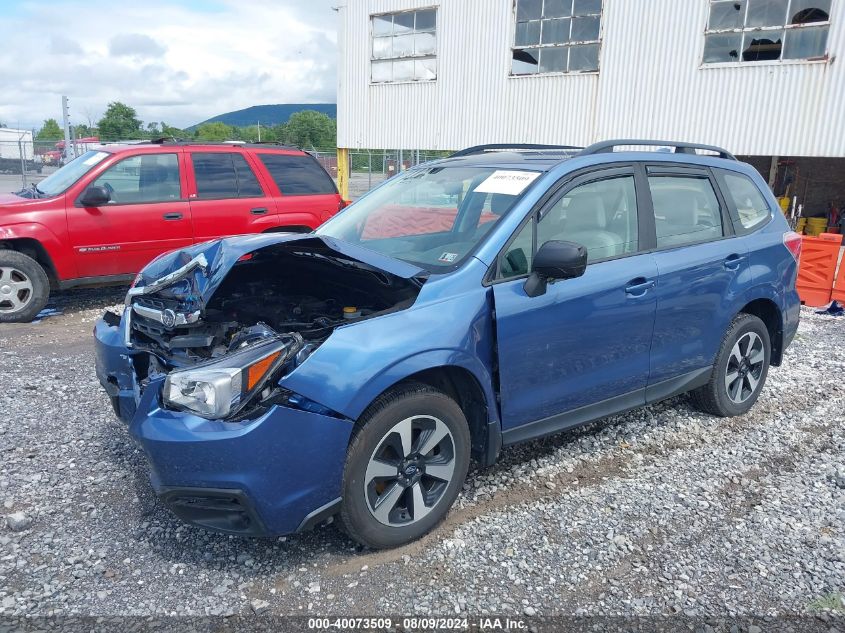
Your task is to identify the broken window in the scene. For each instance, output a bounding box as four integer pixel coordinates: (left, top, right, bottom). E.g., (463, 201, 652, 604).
(512, 0, 602, 75)
(371, 9, 437, 83)
(704, 0, 830, 64)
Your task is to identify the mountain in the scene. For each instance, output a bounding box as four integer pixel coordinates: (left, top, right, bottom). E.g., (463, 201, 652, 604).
(189, 104, 336, 130)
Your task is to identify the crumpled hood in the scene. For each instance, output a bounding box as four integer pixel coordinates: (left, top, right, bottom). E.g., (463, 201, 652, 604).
(131, 233, 427, 309)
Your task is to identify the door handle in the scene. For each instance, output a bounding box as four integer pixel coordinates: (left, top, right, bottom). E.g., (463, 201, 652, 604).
(163, 212, 183, 220)
(724, 254, 746, 270)
(625, 278, 655, 296)
(250, 207, 268, 215)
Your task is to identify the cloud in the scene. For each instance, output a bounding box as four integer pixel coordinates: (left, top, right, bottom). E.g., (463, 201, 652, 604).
(109, 33, 167, 59)
(49, 35, 83, 56)
(0, 0, 338, 130)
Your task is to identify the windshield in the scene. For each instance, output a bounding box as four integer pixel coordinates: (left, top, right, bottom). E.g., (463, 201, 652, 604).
(35, 150, 110, 196)
(316, 166, 539, 271)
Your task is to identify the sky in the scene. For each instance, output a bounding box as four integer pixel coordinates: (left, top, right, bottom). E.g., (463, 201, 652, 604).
(0, 0, 339, 131)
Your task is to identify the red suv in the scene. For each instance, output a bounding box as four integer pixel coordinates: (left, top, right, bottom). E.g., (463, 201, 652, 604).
(0, 141, 344, 322)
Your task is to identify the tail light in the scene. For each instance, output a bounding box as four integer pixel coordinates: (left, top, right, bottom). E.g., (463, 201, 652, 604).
(783, 231, 802, 262)
(338, 198, 350, 211)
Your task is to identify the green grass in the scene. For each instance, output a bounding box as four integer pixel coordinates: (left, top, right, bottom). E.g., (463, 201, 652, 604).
(808, 592, 844, 613)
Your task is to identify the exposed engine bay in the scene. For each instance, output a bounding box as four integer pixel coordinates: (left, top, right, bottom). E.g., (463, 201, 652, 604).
(127, 241, 425, 368)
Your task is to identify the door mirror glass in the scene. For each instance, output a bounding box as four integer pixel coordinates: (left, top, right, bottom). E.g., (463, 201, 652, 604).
(79, 185, 111, 207)
(524, 239, 587, 297)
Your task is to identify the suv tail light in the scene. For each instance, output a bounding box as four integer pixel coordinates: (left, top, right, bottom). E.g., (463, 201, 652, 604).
(783, 231, 802, 262)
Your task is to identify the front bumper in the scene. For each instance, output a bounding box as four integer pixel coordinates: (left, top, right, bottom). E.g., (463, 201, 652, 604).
(93, 314, 354, 537)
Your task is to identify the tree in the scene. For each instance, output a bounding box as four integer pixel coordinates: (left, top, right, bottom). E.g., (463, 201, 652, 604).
(159, 123, 193, 140)
(239, 124, 278, 143)
(97, 102, 143, 140)
(36, 118, 64, 141)
(195, 121, 235, 141)
(277, 110, 336, 149)
(74, 123, 96, 138)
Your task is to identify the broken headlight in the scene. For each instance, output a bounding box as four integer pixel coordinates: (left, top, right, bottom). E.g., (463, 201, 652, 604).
(163, 334, 301, 419)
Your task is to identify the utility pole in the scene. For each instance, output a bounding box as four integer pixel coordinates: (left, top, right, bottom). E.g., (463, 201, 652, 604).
(61, 95, 74, 163)
(257, 120, 261, 143)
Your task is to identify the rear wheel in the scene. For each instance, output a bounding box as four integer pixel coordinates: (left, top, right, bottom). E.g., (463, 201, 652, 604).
(340, 383, 470, 549)
(691, 313, 771, 417)
(0, 251, 50, 323)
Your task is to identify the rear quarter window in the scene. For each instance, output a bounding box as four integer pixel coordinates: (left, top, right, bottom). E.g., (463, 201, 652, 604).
(258, 153, 337, 195)
(719, 171, 772, 234)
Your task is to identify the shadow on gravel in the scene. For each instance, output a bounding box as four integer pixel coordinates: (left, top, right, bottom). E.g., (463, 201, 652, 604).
(41, 285, 127, 318)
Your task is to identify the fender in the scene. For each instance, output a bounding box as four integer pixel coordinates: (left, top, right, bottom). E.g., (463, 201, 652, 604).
(341, 349, 497, 422)
(737, 282, 798, 365)
(0, 221, 77, 280)
(739, 283, 785, 311)
(279, 282, 499, 422)
(261, 211, 323, 232)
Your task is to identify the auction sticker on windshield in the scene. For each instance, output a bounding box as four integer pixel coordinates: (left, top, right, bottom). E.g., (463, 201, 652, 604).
(475, 170, 540, 195)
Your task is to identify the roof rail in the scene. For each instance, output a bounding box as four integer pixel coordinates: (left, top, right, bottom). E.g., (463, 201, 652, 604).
(450, 143, 583, 158)
(148, 137, 300, 150)
(580, 139, 737, 161)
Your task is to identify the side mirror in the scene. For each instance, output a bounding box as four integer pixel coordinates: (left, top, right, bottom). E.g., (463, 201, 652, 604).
(524, 240, 587, 298)
(79, 185, 111, 207)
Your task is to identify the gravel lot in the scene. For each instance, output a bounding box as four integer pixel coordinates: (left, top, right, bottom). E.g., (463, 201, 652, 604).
(0, 290, 843, 619)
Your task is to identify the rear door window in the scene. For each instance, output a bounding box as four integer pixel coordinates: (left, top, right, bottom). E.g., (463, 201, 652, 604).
(258, 153, 338, 195)
(192, 153, 265, 199)
(648, 176, 724, 248)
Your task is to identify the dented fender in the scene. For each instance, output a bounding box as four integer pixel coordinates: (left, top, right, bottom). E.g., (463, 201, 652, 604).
(279, 258, 499, 424)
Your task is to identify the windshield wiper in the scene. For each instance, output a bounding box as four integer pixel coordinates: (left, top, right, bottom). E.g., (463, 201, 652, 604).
(16, 183, 47, 199)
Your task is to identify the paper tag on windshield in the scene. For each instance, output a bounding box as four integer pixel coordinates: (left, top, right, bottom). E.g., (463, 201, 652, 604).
(475, 170, 540, 196)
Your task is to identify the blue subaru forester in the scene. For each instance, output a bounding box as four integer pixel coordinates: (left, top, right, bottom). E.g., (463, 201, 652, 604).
(94, 140, 801, 549)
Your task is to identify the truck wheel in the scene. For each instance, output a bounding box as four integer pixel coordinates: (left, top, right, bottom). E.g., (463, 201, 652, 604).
(0, 251, 50, 323)
(340, 383, 470, 549)
(690, 313, 771, 417)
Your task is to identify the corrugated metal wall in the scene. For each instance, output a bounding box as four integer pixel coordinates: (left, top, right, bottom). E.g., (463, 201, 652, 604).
(337, 0, 845, 156)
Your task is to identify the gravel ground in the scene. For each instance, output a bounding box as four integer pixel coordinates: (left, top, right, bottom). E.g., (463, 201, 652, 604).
(0, 289, 843, 619)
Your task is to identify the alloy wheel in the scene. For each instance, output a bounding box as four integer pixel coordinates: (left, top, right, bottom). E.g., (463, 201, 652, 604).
(724, 331, 765, 404)
(0, 267, 34, 315)
(364, 415, 456, 527)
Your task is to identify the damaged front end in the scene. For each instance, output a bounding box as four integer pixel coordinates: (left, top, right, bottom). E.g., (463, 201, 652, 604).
(99, 233, 426, 423)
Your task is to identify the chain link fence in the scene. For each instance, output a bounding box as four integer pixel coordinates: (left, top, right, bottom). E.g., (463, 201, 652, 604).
(0, 138, 71, 190)
(308, 148, 451, 199)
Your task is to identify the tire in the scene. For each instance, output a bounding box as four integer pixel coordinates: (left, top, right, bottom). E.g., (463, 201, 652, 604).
(0, 250, 50, 323)
(340, 382, 471, 549)
(691, 313, 771, 417)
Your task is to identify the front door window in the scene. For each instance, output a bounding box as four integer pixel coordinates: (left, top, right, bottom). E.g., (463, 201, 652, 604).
(92, 154, 181, 204)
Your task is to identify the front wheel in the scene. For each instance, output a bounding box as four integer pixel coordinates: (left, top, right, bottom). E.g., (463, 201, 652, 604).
(340, 383, 470, 549)
(0, 251, 50, 323)
(691, 313, 771, 417)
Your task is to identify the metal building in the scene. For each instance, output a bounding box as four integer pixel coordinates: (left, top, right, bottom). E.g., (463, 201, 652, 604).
(335, 0, 844, 209)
